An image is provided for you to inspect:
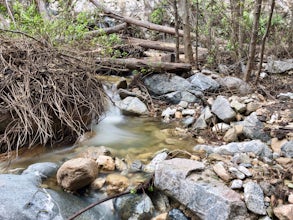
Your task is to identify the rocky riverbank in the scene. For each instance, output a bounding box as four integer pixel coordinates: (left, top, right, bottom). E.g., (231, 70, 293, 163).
(0, 65, 292, 220)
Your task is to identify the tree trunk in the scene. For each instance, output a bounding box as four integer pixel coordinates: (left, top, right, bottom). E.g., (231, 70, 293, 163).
(85, 23, 127, 38)
(244, 0, 262, 82)
(255, 0, 275, 84)
(194, 0, 199, 69)
(238, 0, 245, 60)
(173, 0, 180, 62)
(183, 0, 194, 64)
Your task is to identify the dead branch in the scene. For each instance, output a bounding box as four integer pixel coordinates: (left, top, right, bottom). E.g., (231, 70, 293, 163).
(85, 23, 128, 38)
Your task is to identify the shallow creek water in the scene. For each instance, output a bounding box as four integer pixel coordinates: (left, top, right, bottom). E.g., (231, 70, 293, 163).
(0, 83, 197, 172)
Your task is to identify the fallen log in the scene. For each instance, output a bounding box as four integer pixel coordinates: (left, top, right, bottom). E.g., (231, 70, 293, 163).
(97, 58, 192, 73)
(85, 23, 128, 38)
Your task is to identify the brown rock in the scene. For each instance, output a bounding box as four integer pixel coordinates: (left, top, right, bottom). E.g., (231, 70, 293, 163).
(57, 158, 98, 191)
(271, 138, 288, 154)
(175, 111, 182, 119)
(106, 173, 129, 195)
(96, 155, 115, 171)
(276, 157, 293, 166)
(246, 102, 261, 115)
(224, 127, 238, 143)
(213, 162, 231, 182)
(115, 157, 128, 171)
(151, 213, 167, 220)
(274, 204, 293, 220)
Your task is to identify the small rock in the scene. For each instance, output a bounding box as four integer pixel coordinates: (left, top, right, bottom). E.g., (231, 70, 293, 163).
(57, 158, 98, 191)
(231, 179, 243, 189)
(181, 91, 199, 103)
(271, 138, 288, 154)
(276, 157, 293, 166)
(277, 92, 293, 101)
(230, 100, 246, 113)
(129, 160, 143, 172)
(181, 109, 195, 116)
(106, 174, 129, 195)
(212, 96, 236, 123)
(244, 181, 266, 215)
(231, 153, 251, 165)
(224, 127, 238, 143)
(238, 165, 252, 177)
(212, 123, 231, 133)
(288, 193, 293, 204)
(178, 101, 188, 108)
(246, 102, 261, 114)
(91, 177, 106, 190)
(193, 114, 207, 130)
(213, 162, 231, 182)
(162, 107, 176, 118)
(175, 111, 182, 119)
(96, 155, 115, 171)
(152, 213, 167, 220)
(168, 209, 189, 220)
(183, 116, 195, 128)
(115, 157, 128, 171)
(229, 167, 245, 180)
(273, 204, 293, 220)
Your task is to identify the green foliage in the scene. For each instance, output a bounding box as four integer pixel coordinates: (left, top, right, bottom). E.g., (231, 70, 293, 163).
(150, 8, 165, 25)
(95, 33, 123, 57)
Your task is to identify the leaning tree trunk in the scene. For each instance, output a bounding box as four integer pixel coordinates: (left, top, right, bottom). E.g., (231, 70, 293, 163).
(183, 0, 194, 64)
(244, 0, 262, 82)
(173, 0, 180, 62)
(255, 0, 275, 84)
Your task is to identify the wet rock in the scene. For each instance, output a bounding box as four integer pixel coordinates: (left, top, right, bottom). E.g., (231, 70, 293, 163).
(57, 158, 98, 191)
(115, 157, 128, 171)
(118, 97, 148, 115)
(188, 73, 220, 92)
(231, 180, 243, 189)
(155, 158, 247, 220)
(143, 73, 191, 96)
(273, 204, 293, 220)
(144, 152, 168, 173)
(216, 76, 252, 95)
(224, 127, 238, 143)
(96, 155, 115, 171)
(229, 167, 245, 180)
(168, 209, 189, 220)
(213, 162, 231, 182)
(22, 162, 58, 178)
(212, 96, 236, 123)
(244, 181, 266, 215)
(280, 141, 293, 158)
(212, 123, 231, 133)
(266, 59, 293, 74)
(242, 112, 270, 142)
(114, 194, 154, 220)
(91, 177, 106, 190)
(106, 173, 129, 195)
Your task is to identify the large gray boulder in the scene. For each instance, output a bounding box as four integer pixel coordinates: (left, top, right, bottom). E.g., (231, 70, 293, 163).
(242, 112, 270, 142)
(216, 77, 251, 95)
(117, 96, 149, 115)
(154, 158, 247, 220)
(0, 162, 114, 220)
(188, 73, 220, 92)
(266, 59, 293, 74)
(143, 73, 191, 96)
(212, 96, 236, 123)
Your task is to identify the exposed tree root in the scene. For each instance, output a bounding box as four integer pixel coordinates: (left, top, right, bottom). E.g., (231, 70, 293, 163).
(0, 33, 107, 155)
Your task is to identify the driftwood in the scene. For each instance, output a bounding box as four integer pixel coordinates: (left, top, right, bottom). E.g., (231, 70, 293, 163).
(97, 58, 192, 73)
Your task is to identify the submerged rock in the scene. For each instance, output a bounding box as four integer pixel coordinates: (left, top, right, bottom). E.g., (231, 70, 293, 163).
(56, 158, 98, 191)
(154, 158, 247, 220)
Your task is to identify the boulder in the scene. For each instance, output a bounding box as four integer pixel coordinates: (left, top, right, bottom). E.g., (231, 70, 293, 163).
(266, 59, 293, 74)
(56, 158, 98, 191)
(216, 77, 252, 95)
(188, 73, 220, 92)
(143, 73, 191, 96)
(212, 96, 236, 123)
(114, 194, 154, 220)
(118, 97, 148, 115)
(244, 181, 266, 215)
(242, 113, 270, 142)
(154, 158, 247, 220)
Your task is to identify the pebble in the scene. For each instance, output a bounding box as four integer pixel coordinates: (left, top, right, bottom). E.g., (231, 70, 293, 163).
(231, 179, 243, 189)
(213, 162, 231, 182)
(238, 165, 252, 177)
